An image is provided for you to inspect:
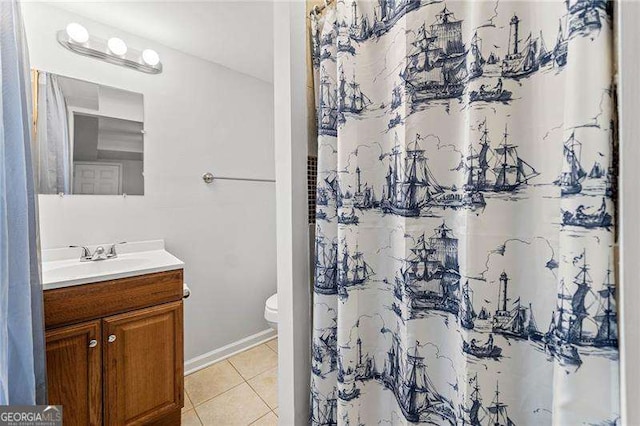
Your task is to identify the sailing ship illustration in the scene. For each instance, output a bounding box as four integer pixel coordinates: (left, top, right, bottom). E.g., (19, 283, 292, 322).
(468, 31, 485, 80)
(527, 303, 544, 341)
(463, 334, 502, 359)
(380, 134, 485, 217)
(314, 234, 338, 295)
(554, 19, 569, 67)
(567, 0, 609, 39)
(464, 121, 539, 192)
(338, 68, 371, 117)
(562, 197, 613, 229)
(459, 373, 484, 425)
(486, 52, 500, 64)
(318, 69, 339, 137)
(486, 382, 517, 426)
(312, 325, 339, 378)
(460, 280, 477, 330)
(469, 78, 512, 103)
(311, 384, 338, 426)
(594, 262, 617, 347)
(502, 15, 539, 79)
(492, 272, 529, 339)
(400, 6, 469, 105)
(352, 167, 377, 209)
(555, 132, 586, 196)
(538, 31, 553, 67)
(337, 244, 374, 299)
(381, 337, 457, 424)
(544, 251, 618, 365)
(316, 209, 328, 221)
(317, 186, 329, 206)
(394, 222, 462, 319)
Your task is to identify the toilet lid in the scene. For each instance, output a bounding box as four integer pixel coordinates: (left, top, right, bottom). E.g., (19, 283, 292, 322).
(266, 294, 278, 311)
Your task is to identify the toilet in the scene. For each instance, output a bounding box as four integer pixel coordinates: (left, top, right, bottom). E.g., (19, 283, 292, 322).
(264, 293, 278, 330)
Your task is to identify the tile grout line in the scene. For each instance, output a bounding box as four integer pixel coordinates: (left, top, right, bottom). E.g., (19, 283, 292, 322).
(227, 352, 276, 414)
(192, 379, 247, 410)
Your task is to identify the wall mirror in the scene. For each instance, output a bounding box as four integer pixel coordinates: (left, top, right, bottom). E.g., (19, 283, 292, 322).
(32, 71, 144, 195)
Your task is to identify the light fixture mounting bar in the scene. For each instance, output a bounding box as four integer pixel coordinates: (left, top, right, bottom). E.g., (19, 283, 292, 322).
(57, 30, 162, 74)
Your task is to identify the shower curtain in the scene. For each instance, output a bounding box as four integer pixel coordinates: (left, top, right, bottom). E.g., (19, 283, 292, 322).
(0, 0, 47, 404)
(35, 71, 71, 195)
(310, 1, 619, 425)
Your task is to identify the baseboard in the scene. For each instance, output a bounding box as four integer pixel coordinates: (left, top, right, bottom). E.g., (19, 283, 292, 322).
(184, 329, 277, 376)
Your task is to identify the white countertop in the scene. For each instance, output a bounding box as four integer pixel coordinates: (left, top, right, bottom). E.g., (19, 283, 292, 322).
(41, 240, 184, 290)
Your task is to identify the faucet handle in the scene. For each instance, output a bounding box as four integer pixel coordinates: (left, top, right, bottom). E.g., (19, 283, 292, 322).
(107, 242, 127, 258)
(70, 245, 92, 260)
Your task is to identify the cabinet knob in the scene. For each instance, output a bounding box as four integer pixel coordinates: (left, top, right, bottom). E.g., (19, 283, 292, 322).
(89, 339, 97, 348)
(108, 334, 117, 343)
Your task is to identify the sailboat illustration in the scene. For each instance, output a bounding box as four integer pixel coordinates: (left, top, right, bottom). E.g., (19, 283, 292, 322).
(492, 272, 528, 339)
(380, 136, 444, 217)
(337, 21, 356, 55)
(337, 350, 361, 401)
(502, 15, 539, 79)
(589, 161, 606, 178)
(394, 222, 461, 318)
(391, 83, 403, 110)
(381, 338, 457, 424)
(527, 303, 544, 341)
(311, 384, 338, 426)
(338, 68, 371, 117)
(318, 69, 339, 137)
(594, 261, 617, 348)
(468, 31, 485, 80)
(337, 244, 374, 300)
(465, 121, 539, 192)
(537, 31, 553, 66)
(543, 281, 583, 367)
(314, 234, 338, 295)
(460, 373, 484, 425)
(486, 382, 517, 426)
(400, 6, 468, 105)
(352, 166, 377, 209)
(554, 19, 569, 67)
(555, 132, 586, 196)
(459, 280, 477, 330)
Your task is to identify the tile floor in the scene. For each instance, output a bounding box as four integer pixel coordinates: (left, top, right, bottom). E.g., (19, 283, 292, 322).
(182, 338, 279, 426)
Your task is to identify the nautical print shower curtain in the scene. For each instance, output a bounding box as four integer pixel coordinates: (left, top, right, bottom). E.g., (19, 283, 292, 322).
(310, 1, 619, 425)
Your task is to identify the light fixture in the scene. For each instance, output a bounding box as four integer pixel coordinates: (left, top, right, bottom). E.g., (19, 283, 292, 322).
(57, 24, 162, 74)
(142, 49, 160, 66)
(65, 23, 89, 44)
(107, 37, 127, 56)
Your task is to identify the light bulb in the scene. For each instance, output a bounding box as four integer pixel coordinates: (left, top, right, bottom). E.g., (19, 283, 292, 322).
(142, 49, 160, 66)
(107, 37, 127, 56)
(66, 23, 89, 44)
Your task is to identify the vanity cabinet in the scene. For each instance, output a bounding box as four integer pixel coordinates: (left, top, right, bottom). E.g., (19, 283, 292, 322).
(44, 270, 184, 426)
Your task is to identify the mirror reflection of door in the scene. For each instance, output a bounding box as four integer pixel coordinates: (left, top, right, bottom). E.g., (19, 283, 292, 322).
(32, 70, 144, 195)
(73, 162, 122, 195)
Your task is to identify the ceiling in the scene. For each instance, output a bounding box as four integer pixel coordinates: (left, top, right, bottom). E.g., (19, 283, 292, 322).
(43, 1, 274, 83)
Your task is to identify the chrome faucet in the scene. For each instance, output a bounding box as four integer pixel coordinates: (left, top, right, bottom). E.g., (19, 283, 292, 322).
(70, 242, 126, 262)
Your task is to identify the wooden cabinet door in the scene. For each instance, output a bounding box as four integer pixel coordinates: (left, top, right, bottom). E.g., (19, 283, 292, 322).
(46, 320, 102, 426)
(103, 301, 183, 425)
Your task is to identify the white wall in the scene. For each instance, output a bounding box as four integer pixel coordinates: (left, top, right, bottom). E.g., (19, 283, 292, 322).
(23, 3, 276, 363)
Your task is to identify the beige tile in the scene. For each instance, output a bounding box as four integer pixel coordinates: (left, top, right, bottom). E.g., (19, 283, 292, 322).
(184, 360, 244, 406)
(248, 367, 278, 409)
(228, 344, 278, 380)
(196, 382, 270, 426)
(265, 338, 278, 353)
(181, 409, 202, 426)
(182, 389, 194, 412)
(250, 412, 278, 426)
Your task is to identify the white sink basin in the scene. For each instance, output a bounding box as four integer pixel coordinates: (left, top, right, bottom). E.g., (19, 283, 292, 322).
(42, 240, 184, 290)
